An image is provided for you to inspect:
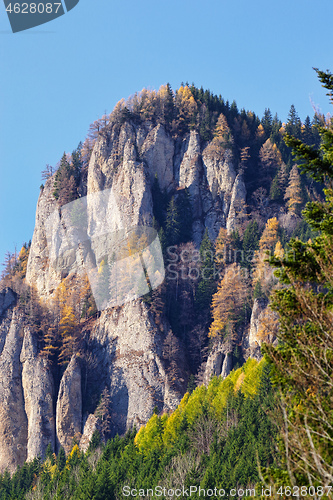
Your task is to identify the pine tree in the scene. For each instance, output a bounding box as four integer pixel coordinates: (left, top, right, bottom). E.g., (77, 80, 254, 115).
(259, 139, 284, 187)
(242, 220, 260, 269)
(263, 68, 333, 486)
(57, 447, 66, 471)
(195, 229, 216, 312)
(261, 108, 273, 137)
(157, 83, 175, 128)
(285, 104, 302, 139)
(178, 188, 192, 243)
(259, 217, 279, 252)
(301, 115, 313, 145)
(41, 325, 59, 361)
(95, 387, 112, 439)
(152, 175, 166, 227)
(165, 196, 181, 246)
(53, 152, 78, 206)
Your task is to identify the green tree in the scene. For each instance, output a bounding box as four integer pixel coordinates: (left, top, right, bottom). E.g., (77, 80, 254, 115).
(264, 68, 333, 487)
(178, 188, 193, 243)
(302, 115, 314, 146)
(152, 175, 165, 227)
(165, 196, 181, 246)
(53, 152, 78, 206)
(195, 229, 216, 312)
(285, 104, 302, 139)
(242, 220, 260, 269)
(261, 108, 273, 137)
(57, 447, 66, 471)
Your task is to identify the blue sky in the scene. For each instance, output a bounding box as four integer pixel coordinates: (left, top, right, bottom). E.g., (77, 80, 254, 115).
(1, 0, 333, 266)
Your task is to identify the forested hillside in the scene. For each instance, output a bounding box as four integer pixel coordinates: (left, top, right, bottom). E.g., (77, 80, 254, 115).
(0, 359, 278, 499)
(0, 69, 333, 499)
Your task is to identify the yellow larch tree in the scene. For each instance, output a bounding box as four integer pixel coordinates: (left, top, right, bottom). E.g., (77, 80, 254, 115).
(138, 88, 157, 121)
(213, 113, 233, 149)
(259, 217, 279, 253)
(209, 263, 249, 342)
(252, 217, 280, 295)
(256, 123, 265, 141)
(175, 86, 198, 130)
(58, 304, 77, 364)
(284, 164, 303, 214)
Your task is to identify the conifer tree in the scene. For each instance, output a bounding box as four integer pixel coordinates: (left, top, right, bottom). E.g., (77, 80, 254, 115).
(285, 104, 302, 139)
(242, 220, 260, 269)
(302, 115, 314, 145)
(261, 108, 273, 137)
(152, 175, 166, 227)
(264, 68, 333, 486)
(53, 152, 78, 206)
(195, 229, 216, 312)
(157, 83, 175, 128)
(259, 139, 284, 188)
(165, 196, 181, 246)
(178, 188, 192, 243)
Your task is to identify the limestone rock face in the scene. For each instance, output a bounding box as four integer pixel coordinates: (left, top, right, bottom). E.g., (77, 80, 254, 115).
(0, 288, 16, 318)
(56, 356, 82, 454)
(26, 122, 246, 299)
(89, 300, 183, 435)
(248, 298, 269, 348)
(0, 306, 27, 474)
(141, 123, 174, 191)
(10, 118, 249, 468)
(226, 173, 247, 234)
(25, 178, 61, 297)
(203, 342, 233, 385)
(20, 328, 55, 462)
(0, 290, 57, 472)
(79, 414, 101, 453)
(242, 298, 279, 360)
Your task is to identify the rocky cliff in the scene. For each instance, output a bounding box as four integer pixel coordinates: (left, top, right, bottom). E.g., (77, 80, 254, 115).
(0, 108, 276, 473)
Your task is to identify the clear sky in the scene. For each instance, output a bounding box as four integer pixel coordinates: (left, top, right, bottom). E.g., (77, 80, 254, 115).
(1, 0, 333, 266)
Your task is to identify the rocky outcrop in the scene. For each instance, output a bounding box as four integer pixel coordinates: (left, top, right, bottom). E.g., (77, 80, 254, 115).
(56, 356, 82, 454)
(20, 328, 55, 462)
(0, 291, 57, 472)
(141, 123, 174, 191)
(248, 298, 269, 348)
(25, 178, 61, 297)
(26, 122, 246, 300)
(1, 118, 250, 471)
(79, 414, 101, 453)
(0, 288, 16, 318)
(203, 342, 233, 385)
(226, 173, 247, 234)
(242, 298, 279, 360)
(89, 300, 183, 435)
(0, 305, 27, 474)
